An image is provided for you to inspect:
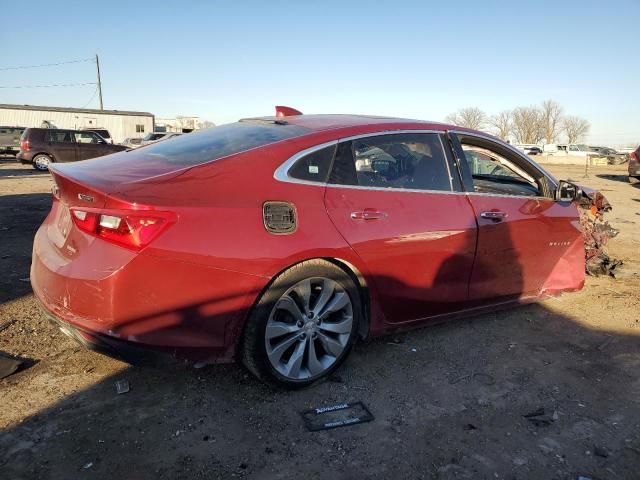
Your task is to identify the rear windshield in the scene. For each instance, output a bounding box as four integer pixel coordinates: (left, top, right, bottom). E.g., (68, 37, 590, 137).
(137, 121, 310, 166)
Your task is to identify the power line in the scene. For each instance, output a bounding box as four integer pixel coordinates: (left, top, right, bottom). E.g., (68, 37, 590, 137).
(0, 57, 94, 71)
(81, 86, 99, 108)
(0, 82, 97, 89)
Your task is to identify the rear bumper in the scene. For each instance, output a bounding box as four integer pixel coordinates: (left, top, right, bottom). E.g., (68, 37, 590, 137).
(16, 151, 34, 163)
(31, 221, 268, 364)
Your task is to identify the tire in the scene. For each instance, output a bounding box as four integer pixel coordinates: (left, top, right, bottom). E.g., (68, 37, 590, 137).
(241, 259, 361, 389)
(32, 154, 52, 171)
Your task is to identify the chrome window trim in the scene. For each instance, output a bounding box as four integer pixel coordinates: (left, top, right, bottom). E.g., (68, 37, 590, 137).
(449, 129, 559, 189)
(324, 183, 553, 201)
(273, 128, 557, 201)
(273, 129, 450, 189)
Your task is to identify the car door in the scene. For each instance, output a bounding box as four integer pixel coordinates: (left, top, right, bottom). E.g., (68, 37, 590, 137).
(323, 132, 478, 324)
(450, 132, 584, 303)
(74, 131, 108, 160)
(47, 130, 78, 162)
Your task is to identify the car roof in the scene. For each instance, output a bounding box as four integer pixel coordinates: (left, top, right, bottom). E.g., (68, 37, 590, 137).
(242, 114, 451, 133)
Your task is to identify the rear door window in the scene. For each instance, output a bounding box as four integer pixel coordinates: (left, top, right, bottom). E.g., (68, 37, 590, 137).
(329, 133, 453, 192)
(48, 131, 73, 143)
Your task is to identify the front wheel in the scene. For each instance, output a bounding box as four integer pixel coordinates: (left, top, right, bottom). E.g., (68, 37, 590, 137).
(242, 260, 361, 388)
(33, 154, 52, 171)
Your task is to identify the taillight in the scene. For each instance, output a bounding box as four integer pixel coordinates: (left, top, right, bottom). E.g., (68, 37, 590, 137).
(71, 209, 176, 251)
(20, 140, 29, 151)
(631, 151, 638, 162)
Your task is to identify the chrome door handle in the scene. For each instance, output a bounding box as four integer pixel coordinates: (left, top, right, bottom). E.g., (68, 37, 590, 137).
(480, 211, 508, 221)
(351, 210, 387, 220)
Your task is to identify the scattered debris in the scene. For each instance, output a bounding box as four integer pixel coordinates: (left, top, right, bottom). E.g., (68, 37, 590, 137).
(594, 445, 610, 458)
(410, 348, 417, 352)
(0, 354, 23, 379)
(82, 462, 93, 470)
(463, 423, 478, 431)
(18, 277, 30, 283)
(301, 402, 374, 431)
(115, 380, 130, 395)
(577, 189, 622, 277)
(597, 336, 615, 351)
(0, 318, 18, 333)
(523, 407, 557, 427)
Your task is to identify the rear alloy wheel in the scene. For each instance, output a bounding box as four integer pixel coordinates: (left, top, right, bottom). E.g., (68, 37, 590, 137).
(242, 260, 360, 388)
(33, 154, 52, 171)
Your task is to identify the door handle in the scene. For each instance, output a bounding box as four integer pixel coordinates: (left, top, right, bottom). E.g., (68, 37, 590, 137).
(351, 210, 387, 220)
(480, 211, 508, 221)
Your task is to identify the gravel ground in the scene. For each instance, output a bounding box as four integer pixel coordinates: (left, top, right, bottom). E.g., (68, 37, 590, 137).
(1, 157, 639, 479)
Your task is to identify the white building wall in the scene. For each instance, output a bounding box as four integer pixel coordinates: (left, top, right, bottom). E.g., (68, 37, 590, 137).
(0, 108, 154, 143)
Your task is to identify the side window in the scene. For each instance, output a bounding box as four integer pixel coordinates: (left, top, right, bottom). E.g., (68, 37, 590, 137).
(288, 144, 336, 183)
(329, 133, 452, 192)
(569, 145, 578, 152)
(74, 132, 100, 144)
(136, 124, 145, 133)
(459, 141, 542, 197)
(48, 131, 73, 143)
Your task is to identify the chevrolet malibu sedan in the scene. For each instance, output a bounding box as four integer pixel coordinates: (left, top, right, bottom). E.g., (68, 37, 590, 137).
(32, 109, 586, 388)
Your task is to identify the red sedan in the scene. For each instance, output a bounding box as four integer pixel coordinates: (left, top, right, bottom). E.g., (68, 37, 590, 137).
(31, 109, 585, 387)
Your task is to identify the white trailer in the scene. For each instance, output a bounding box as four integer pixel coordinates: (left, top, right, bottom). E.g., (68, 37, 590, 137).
(0, 104, 154, 144)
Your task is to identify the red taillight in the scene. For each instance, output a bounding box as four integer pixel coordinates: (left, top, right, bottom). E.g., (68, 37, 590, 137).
(71, 209, 175, 251)
(20, 140, 29, 151)
(631, 151, 638, 161)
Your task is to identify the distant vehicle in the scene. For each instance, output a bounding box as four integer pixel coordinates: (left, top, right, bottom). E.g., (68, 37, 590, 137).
(140, 132, 182, 146)
(525, 146, 542, 155)
(0, 126, 26, 156)
(543, 144, 597, 157)
(82, 128, 113, 144)
(629, 145, 640, 184)
(121, 137, 143, 149)
(586, 146, 627, 165)
(17, 128, 127, 170)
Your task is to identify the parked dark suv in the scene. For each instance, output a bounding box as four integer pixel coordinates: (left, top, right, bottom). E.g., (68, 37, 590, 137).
(629, 145, 640, 184)
(17, 128, 126, 170)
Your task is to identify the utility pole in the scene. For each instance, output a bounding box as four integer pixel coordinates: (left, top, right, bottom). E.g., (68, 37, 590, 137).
(95, 54, 104, 110)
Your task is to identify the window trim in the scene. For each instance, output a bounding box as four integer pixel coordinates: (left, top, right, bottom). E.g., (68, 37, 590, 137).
(447, 130, 558, 201)
(274, 129, 457, 191)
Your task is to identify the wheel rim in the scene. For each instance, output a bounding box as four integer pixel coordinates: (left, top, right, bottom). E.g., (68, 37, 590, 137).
(265, 277, 353, 380)
(34, 155, 50, 170)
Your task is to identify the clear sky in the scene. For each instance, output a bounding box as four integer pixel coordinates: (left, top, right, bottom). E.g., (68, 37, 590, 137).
(1, 0, 638, 145)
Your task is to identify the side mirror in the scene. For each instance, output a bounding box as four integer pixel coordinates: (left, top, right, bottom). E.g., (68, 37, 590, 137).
(556, 180, 581, 202)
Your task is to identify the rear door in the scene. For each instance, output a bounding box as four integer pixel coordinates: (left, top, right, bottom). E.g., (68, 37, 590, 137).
(47, 130, 78, 162)
(450, 132, 584, 302)
(323, 132, 478, 324)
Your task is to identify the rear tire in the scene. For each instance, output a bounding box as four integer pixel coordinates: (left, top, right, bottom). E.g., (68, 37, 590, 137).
(241, 259, 361, 389)
(33, 154, 52, 171)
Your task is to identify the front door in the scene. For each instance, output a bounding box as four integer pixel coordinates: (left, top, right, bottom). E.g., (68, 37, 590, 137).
(450, 133, 584, 302)
(324, 132, 478, 324)
(74, 131, 108, 160)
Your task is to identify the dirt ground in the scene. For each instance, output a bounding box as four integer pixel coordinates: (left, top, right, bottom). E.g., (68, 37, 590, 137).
(1, 157, 639, 480)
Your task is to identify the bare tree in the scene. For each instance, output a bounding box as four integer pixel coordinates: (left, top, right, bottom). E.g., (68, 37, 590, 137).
(489, 110, 512, 140)
(200, 120, 216, 129)
(444, 107, 487, 130)
(562, 116, 590, 143)
(540, 99, 563, 143)
(511, 106, 543, 144)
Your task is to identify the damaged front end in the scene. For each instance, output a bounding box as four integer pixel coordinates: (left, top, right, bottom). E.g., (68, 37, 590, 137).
(577, 188, 621, 277)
